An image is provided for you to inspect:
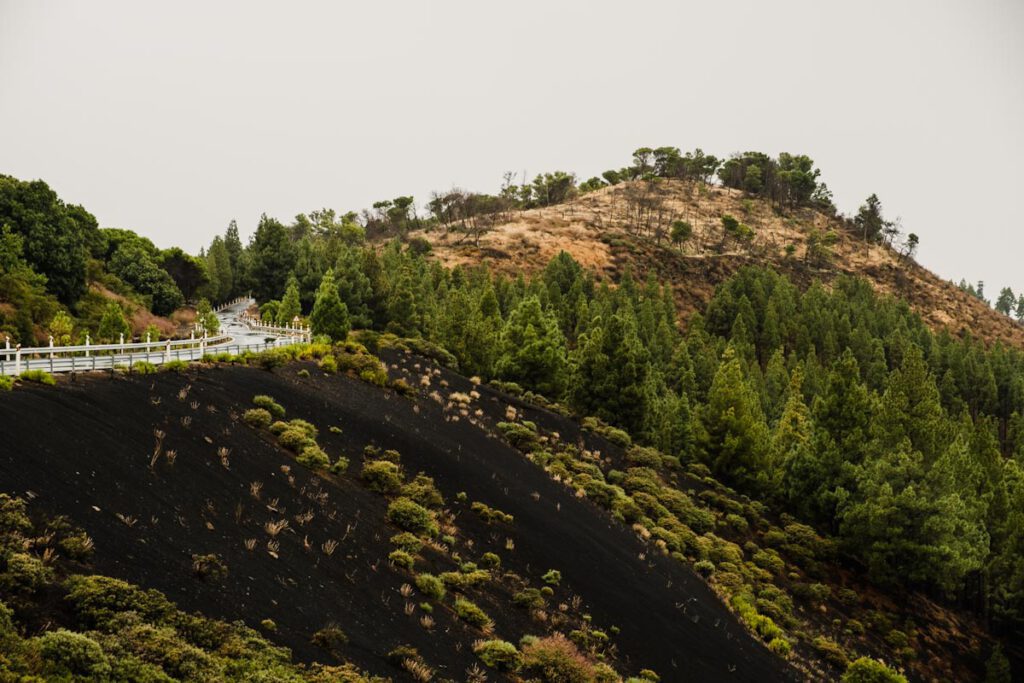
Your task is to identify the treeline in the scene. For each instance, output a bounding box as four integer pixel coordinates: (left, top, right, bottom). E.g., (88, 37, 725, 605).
(0, 175, 212, 344)
(272, 237, 1024, 632)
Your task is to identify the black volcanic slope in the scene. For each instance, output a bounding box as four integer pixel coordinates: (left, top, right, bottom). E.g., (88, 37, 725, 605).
(0, 355, 796, 682)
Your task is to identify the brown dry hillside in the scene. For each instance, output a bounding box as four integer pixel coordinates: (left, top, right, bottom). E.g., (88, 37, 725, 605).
(408, 180, 1024, 348)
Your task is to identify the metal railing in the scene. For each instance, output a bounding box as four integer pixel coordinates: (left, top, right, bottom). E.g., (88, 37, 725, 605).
(0, 296, 312, 376)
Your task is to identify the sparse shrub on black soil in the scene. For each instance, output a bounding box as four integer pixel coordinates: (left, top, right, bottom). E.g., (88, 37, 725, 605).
(252, 395, 285, 418)
(243, 408, 273, 428)
(470, 501, 514, 525)
(453, 598, 492, 630)
(841, 657, 907, 682)
(386, 497, 437, 537)
(474, 639, 521, 671)
(131, 360, 158, 375)
(542, 569, 562, 586)
(311, 624, 349, 657)
(0, 375, 13, 391)
(414, 573, 445, 601)
(401, 473, 444, 509)
(391, 532, 424, 555)
(361, 460, 403, 494)
(18, 369, 55, 385)
(388, 549, 414, 570)
(520, 633, 597, 682)
(161, 359, 188, 373)
(497, 421, 539, 451)
(191, 553, 229, 581)
(297, 444, 330, 470)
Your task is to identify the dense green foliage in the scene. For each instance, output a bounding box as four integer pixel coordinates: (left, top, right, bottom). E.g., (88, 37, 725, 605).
(262, 238, 1024, 635)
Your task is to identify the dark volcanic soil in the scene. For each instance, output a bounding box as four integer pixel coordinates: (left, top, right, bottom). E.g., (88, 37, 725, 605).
(0, 358, 797, 682)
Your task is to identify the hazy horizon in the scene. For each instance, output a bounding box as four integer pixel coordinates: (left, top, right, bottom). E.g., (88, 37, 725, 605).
(1, 0, 1022, 295)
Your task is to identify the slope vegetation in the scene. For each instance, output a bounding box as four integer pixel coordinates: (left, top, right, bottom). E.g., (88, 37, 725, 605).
(413, 180, 1024, 349)
(0, 355, 795, 681)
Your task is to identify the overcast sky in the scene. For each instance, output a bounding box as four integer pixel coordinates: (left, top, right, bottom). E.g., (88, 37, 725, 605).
(1, 1, 1022, 294)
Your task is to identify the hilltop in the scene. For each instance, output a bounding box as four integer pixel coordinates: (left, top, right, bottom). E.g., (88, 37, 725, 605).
(409, 179, 1024, 350)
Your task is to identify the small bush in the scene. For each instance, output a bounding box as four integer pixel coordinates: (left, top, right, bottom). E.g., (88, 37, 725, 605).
(386, 497, 438, 536)
(414, 573, 445, 600)
(243, 408, 273, 428)
(252, 395, 285, 418)
(311, 625, 348, 657)
(361, 459, 404, 494)
(131, 360, 158, 374)
(391, 532, 424, 554)
(497, 421, 540, 451)
(841, 657, 907, 683)
(454, 598, 492, 629)
(36, 629, 112, 679)
(278, 427, 315, 453)
(768, 637, 791, 657)
(521, 634, 596, 682)
(474, 639, 521, 671)
(471, 501, 514, 525)
(19, 369, 55, 385)
(388, 549, 414, 570)
(401, 473, 444, 509)
(297, 444, 330, 470)
(260, 618, 277, 631)
(329, 457, 350, 475)
(813, 636, 850, 668)
(320, 355, 338, 373)
(59, 532, 95, 561)
(480, 552, 501, 569)
(296, 368, 311, 378)
(694, 560, 715, 577)
(541, 569, 562, 586)
(191, 554, 228, 581)
(161, 359, 188, 373)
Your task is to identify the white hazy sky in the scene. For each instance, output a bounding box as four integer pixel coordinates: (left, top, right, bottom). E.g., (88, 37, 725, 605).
(1, 1, 1022, 293)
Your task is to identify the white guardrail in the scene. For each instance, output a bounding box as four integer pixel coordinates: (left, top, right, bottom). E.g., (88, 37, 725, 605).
(0, 297, 311, 376)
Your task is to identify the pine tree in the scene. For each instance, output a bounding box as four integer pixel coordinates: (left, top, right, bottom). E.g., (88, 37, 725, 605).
(310, 269, 350, 341)
(697, 345, 770, 488)
(97, 302, 130, 343)
(495, 296, 567, 398)
(771, 368, 812, 490)
(277, 275, 302, 325)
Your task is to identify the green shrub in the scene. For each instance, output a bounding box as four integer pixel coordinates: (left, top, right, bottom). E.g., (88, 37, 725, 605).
(252, 395, 285, 418)
(243, 408, 273, 428)
(414, 573, 445, 601)
(813, 636, 850, 668)
(19, 369, 55, 385)
(521, 634, 596, 682)
(513, 588, 545, 609)
(480, 552, 501, 569)
(319, 355, 338, 373)
(386, 497, 438, 536)
(401, 474, 444, 509)
(311, 625, 348, 657)
(388, 549, 414, 570)
(497, 422, 540, 451)
(329, 457, 350, 475)
(768, 637, 792, 657)
(471, 501, 514, 524)
(278, 427, 314, 453)
(361, 460, 404, 494)
(131, 360, 158, 374)
(297, 444, 330, 470)
(474, 639, 521, 671)
(0, 375, 13, 391)
(260, 618, 277, 631)
(59, 531, 95, 561)
(160, 359, 188, 373)
(694, 560, 715, 576)
(191, 553, 229, 581)
(0, 552, 54, 593)
(36, 629, 112, 679)
(542, 569, 562, 586)
(454, 598, 492, 629)
(296, 368, 311, 378)
(391, 532, 424, 554)
(841, 657, 907, 683)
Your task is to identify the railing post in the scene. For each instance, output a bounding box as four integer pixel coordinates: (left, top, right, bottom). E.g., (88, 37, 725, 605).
(49, 335, 55, 359)
(164, 340, 171, 363)
(84, 334, 90, 357)
(15, 344, 22, 375)
(4, 336, 10, 362)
